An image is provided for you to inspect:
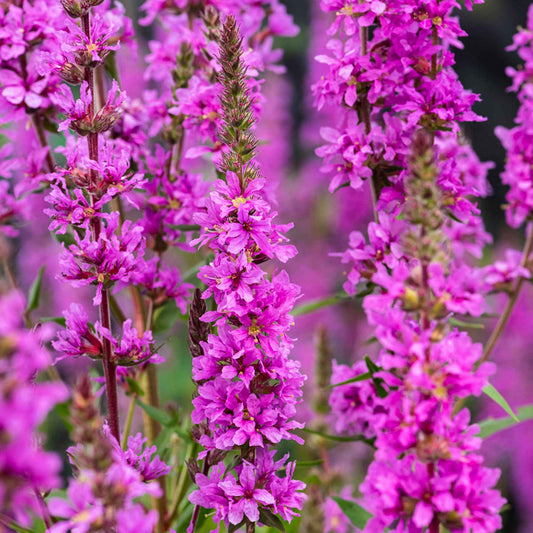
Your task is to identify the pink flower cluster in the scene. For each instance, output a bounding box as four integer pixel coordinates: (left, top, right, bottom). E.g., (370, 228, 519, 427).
(191, 170, 304, 450)
(134, 0, 298, 249)
(496, 4, 533, 227)
(187, 16, 306, 531)
(315, 1, 506, 531)
(0, 291, 68, 526)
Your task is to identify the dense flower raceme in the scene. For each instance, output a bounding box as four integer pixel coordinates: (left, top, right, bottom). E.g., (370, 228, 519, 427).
(313, 0, 484, 195)
(315, 1, 505, 532)
(187, 17, 306, 531)
(0, 291, 68, 526)
(495, 5, 533, 228)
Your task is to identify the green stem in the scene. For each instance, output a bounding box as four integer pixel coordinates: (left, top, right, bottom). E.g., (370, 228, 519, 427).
(121, 395, 137, 450)
(167, 442, 196, 526)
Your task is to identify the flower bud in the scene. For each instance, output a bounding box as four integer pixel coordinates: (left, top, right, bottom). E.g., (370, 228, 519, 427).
(402, 286, 420, 310)
(58, 62, 85, 85)
(186, 458, 200, 482)
(60, 0, 84, 18)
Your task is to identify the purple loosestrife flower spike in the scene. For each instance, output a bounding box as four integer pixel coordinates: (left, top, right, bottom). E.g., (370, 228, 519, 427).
(496, 5, 533, 227)
(315, 2, 505, 532)
(187, 16, 306, 533)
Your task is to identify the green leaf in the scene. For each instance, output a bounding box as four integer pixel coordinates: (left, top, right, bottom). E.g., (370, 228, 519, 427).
(135, 400, 192, 443)
(42, 117, 59, 135)
(332, 497, 373, 529)
(153, 426, 174, 452)
(364, 356, 380, 373)
(168, 224, 202, 231)
(32, 520, 46, 533)
(126, 377, 145, 397)
(53, 231, 76, 247)
(26, 266, 45, 313)
(301, 427, 375, 446)
(228, 520, 246, 533)
(5, 522, 35, 533)
(483, 383, 519, 422)
(55, 400, 73, 433)
(292, 293, 348, 317)
(447, 211, 465, 224)
(104, 51, 120, 83)
(449, 317, 484, 329)
(0, 132, 9, 147)
(183, 258, 209, 282)
(327, 372, 372, 389)
(479, 404, 533, 439)
(293, 459, 324, 468)
(153, 300, 184, 334)
(135, 399, 174, 427)
(39, 316, 67, 327)
(46, 489, 67, 500)
(258, 509, 286, 531)
(365, 356, 388, 399)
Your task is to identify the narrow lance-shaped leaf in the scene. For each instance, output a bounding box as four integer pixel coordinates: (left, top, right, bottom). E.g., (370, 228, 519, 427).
(26, 266, 45, 313)
(135, 398, 173, 427)
(292, 293, 348, 316)
(332, 497, 373, 529)
(258, 508, 286, 532)
(478, 404, 533, 439)
(327, 372, 372, 389)
(482, 383, 519, 422)
(301, 427, 376, 447)
(365, 356, 388, 399)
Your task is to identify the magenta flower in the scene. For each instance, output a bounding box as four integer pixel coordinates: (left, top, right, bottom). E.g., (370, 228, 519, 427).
(0, 291, 68, 526)
(59, 213, 145, 305)
(104, 424, 170, 482)
(219, 462, 275, 524)
(0, 69, 49, 110)
(53, 303, 102, 361)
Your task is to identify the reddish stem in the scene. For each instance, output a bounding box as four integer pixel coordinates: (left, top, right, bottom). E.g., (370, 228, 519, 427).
(429, 520, 440, 533)
(99, 288, 120, 440)
(81, 10, 119, 441)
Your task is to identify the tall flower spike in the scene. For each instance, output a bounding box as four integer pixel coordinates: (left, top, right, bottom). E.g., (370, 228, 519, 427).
(315, 2, 505, 532)
(188, 15, 306, 533)
(217, 15, 259, 184)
